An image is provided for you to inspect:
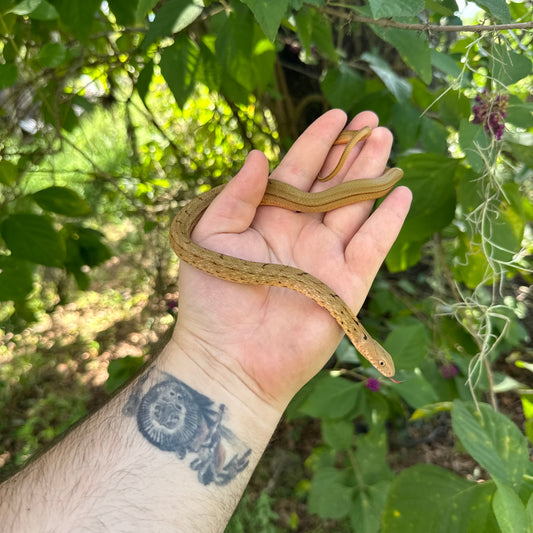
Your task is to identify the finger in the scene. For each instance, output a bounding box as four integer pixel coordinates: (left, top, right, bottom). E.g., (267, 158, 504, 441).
(322, 127, 394, 245)
(312, 110, 380, 189)
(193, 150, 270, 240)
(269, 109, 347, 190)
(345, 186, 412, 293)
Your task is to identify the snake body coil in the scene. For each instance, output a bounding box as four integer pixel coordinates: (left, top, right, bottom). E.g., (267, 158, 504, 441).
(170, 129, 403, 378)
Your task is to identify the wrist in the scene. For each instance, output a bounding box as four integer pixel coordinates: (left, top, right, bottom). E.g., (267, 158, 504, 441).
(155, 332, 283, 453)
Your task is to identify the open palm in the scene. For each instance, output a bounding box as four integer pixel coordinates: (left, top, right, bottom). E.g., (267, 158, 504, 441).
(172, 110, 412, 408)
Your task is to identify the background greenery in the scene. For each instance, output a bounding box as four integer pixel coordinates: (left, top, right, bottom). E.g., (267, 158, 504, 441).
(0, 0, 532, 531)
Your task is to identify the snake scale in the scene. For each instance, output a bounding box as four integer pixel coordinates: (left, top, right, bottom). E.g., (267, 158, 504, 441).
(170, 127, 403, 379)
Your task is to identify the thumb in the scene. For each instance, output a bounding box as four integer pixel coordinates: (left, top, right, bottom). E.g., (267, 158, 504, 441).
(193, 150, 270, 239)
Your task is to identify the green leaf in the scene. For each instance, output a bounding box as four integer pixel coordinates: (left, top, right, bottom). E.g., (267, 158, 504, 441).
(458, 177, 526, 271)
(440, 481, 500, 533)
(196, 37, 222, 91)
(395, 368, 440, 408)
(0, 159, 18, 185)
(354, 425, 393, 485)
(32, 186, 91, 216)
(63, 223, 112, 290)
(0, 255, 33, 301)
(353, 85, 395, 124)
(322, 418, 353, 450)
(108, 0, 139, 26)
(143, 0, 203, 49)
(438, 89, 471, 130)
(362, 387, 390, 424)
(420, 117, 448, 154)
(350, 481, 390, 533)
(0, 63, 17, 89)
(52, 0, 100, 41)
(215, 7, 256, 96)
(456, 165, 485, 214)
(492, 480, 529, 533)
(506, 96, 533, 129)
(27, 0, 57, 19)
(297, 373, 363, 419)
(1, 214, 65, 267)
(382, 464, 472, 532)
(369, 0, 424, 18)
(41, 91, 79, 132)
(394, 153, 458, 241)
(9, 0, 40, 14)
(451, 400, 530, 486)
(425, 0, 459, 16)
(160, 36, 200, 108)
(485, 183, 526, 265)
(135, 0, 158, 22)
(294, 6, 337, 63)
(474, 0, 512, 23)
(387, 152, 458, 266)
(391, 102, 420, 151)
(410, 401, 453, 421)
(452, 235, 493, 288)
(37, 42, 67, 68)
(250, 34, 275, 92)
(361, 52, 411, 103)
(490, 44, 532, 86)
(308, 467, 353, 520)
(136, 59, 154, 101)
(384, 323, 429, 370)
(105, 356, 145, 393)
(370, 27, 432, 84)
(63, 224, 111, 268)
(431, 49, 462, 79)
(386, 238, 424, 272)
(506, 141, 533, 168)
(240, 0, 288, 41)
(527, 493, 533, 531)
(320, 63, 365, 110)
(12, 0, 58, 18)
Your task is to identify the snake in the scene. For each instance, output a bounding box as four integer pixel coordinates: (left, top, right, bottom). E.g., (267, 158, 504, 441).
(170, 127, 403, 379)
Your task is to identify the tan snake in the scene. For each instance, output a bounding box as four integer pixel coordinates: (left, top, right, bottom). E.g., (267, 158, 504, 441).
(170, 127, 403, 378)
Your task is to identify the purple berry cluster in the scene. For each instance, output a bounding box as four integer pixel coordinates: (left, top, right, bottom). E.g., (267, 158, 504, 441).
(440, 363, 458, 379)
(365, 377, 381, 392)
(472, 91, 509, 140)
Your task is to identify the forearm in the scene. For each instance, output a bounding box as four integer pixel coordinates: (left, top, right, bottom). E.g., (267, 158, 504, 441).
(0, 339, 283, 533)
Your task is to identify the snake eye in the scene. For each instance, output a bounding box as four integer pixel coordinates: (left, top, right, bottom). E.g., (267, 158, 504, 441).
(379, 360, 385, 366)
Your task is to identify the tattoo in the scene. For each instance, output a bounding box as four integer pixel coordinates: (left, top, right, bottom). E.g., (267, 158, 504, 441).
(123, 368, 251, 486)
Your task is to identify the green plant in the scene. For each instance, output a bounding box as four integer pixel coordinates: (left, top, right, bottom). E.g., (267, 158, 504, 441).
(225, 492, 283, 533)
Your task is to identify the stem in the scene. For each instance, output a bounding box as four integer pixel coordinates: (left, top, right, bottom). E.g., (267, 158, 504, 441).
(322, 6, 533, 33)
(483, 356, 497, 410)
(347, 448, 365, 490)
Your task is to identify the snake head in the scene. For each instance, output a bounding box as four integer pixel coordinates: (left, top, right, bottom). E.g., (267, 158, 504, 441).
(366, 339, 396, 378)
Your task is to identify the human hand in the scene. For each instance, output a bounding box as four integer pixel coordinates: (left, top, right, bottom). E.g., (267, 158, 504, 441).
(171, 109, 412, 410)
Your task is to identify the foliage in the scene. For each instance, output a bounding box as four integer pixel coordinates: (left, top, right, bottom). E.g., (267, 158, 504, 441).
(105, 354, 146, 393)
(225, 492, 283, 533)
(1, 0, 532, 530)
(0, 337, 90, 475)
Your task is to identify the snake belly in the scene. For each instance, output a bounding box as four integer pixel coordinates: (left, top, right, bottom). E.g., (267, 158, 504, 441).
(169, 168, 403, 378)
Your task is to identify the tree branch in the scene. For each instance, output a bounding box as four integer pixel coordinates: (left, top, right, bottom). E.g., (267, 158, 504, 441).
(322, 6, 533, 33)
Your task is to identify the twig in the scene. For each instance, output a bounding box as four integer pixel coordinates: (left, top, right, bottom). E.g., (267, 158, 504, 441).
(322, 6, 533, 33)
